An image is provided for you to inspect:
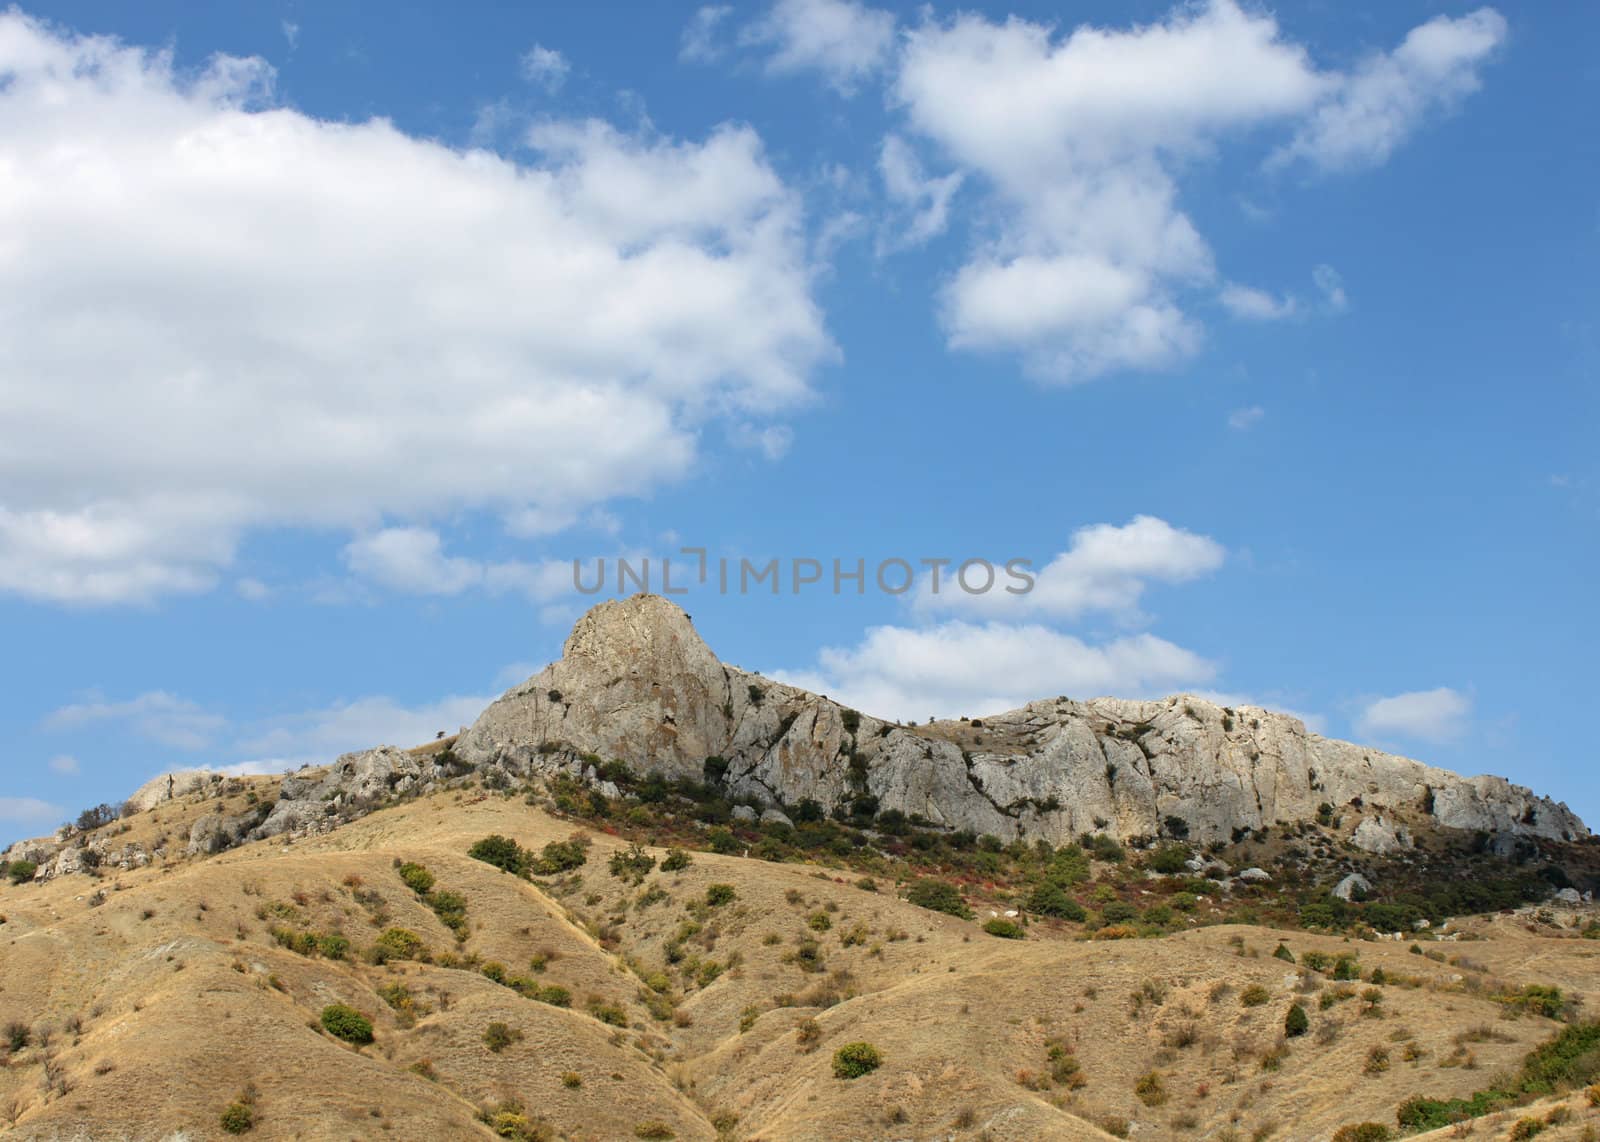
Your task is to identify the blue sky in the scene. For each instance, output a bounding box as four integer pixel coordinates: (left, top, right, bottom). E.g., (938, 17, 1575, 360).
(1, 0, 1595, 847)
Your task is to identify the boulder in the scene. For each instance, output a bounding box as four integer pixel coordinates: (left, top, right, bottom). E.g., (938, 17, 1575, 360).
(1332, 873, 1373, 902)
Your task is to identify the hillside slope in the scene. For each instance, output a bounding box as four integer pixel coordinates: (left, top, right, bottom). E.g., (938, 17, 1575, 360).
(2, 783, 1599, 1141)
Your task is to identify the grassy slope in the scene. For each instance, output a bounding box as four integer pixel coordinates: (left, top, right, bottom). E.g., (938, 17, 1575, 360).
(0, 783, 1597, 1141)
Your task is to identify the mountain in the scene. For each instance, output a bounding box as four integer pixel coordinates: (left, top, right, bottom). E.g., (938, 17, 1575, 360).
(3, 595, 1599, 1141)
(455, 594, 1586, 851)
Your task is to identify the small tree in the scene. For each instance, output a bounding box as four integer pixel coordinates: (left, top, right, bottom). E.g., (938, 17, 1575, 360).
(832, 1042, 882, 1079)
(397, 862, 435, 894)
(1285, 1003, 1309, 1038)
(468, 834, 529, 875)
(6, 861, 36, 885)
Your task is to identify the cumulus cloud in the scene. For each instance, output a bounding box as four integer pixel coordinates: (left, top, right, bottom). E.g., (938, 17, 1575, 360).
(44, 691, 228, 751)
(742, 0, 896, 93)
(1274, 9, 1507, 171)
(1356, 687, 1471, 745)
(877, 135, 963, 250)
(234, 693, 496, 768)
(774, 622, 1216, 722)
(519, 43, 570, 92)
(0, 13, 831, 605)
(0, 797, 64, 827)
(917, 516, 1225, 621)
(891, 1, 1503, 382)
(1221, 283, 1297, 321)
(341, 527, 575, 601)
(680, 6, 732, 63)
(1228, 405, 1265, 431)
(1313, 263, 1348, 311)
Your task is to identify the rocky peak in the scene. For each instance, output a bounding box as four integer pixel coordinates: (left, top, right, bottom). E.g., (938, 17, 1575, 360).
(451, 594, 1588, 848)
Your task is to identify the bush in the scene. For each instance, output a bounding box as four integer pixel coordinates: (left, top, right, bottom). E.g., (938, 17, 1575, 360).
(832, 1042, 883, 1079)
(373, 927, 428, 963)
(483, 1021, 523, 1053)
(1285, 1003, 1309, 1038)
(1027, 882, 1086, 920)
(660, 848, 692, 872)
(905, 879, 972, 919)
(1509, 1119, 1545, 1141)
(468, 835, 529, 875)
(7, 860, 36, 885)
(1330, 1126, 1391, 1142)
(1240, 985, 1271, 1007)
(1147, 845, 1189, 874)
(705, 884, 736, 906)
(1101, 901, 1138, 925)
(220, 1100, 256, 1134)
(609, 843, 657, 880)
(320, 1004, 374, 1044)
(75, 803, 119, 831)
(397, 862, 435, 894)
(1273, 943, 1295, 963)
(1134, 1071, 1167, 1107)
(983, 918, 1025, 939)
(634, 1124, 676, 1140)
(531, 838, 588, 875)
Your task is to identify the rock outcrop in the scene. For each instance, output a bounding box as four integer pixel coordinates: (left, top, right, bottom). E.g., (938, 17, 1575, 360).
(454, 594, 1588, 847)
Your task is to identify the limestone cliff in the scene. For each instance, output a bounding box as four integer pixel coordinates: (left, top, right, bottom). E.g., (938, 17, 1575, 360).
(455, 594, 1587, 847)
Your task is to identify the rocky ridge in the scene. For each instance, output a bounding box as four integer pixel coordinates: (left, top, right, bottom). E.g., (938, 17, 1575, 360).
(453, 594, 1587, 848)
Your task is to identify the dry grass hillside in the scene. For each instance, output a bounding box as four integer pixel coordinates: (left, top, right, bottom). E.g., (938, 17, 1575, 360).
(2, 776, 1599, 1142)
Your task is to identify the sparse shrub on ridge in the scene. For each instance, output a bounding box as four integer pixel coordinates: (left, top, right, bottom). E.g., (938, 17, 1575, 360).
(468, 835, 529, 875)
(905, 879, 972, 919)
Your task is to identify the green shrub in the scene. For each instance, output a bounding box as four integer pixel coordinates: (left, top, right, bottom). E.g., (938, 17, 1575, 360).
(1101, 901, 1138, 925)
(634, 1124, 676, 1140)
(705, 884, 736, 906)
(609, 843, 657, 880)
(660, 848, 692, 872)
(1285, 1003, 1309, 1038)
(316, 934, 350, 960)
(832, 1042, 883, 1079)
(1509, 1119, 1545, 1140)
(372, 927, 428, 963)
(1027, 882, 1086, 920)
(6, 860, 36, 885)
(483, 1021, 523, 1053)
(397, 861, 435, 894)
(1134, 1070, 1167, 1106)
(319, 1004, 374, 1044)
(468, 835, 529, 875)
(1240, 985, 1271, 1007)
(906, 879, 972, 919)
(220, 1100, 256, 1134)
(1273, 943, 1295, 963)
(1147, 845, 1189, 875)
(531, 839, 588, 875)
(983, 918, 1025, 939)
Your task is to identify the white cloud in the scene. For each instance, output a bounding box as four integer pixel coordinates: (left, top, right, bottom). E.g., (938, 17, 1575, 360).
(234, 693, 495, 767)
(1228, 405, 1265, 431)
(519, 44, 570, 92)
(1313, 263, 1348, 311)
(1221, 283, 1297, 321)
(0, 13, 831, 605)
(742, 0, 896, 94)
(877, 135, 963, 249)
(1274, 9, 1506, 172)
(44, 691, 228, 751)
(0, 797, 63, 826)
(281, 21, 299, 50)
(680, 6, 732, 63)
(892, 1, 1503, 382)
(1356, 687, 1471, 745)
(235, 577, 272, 601)
(48, 754, 80, 776)
(775, 621, 1216, 722)
(342, 527, 575, 601)
(917, 516, 1225, 621)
